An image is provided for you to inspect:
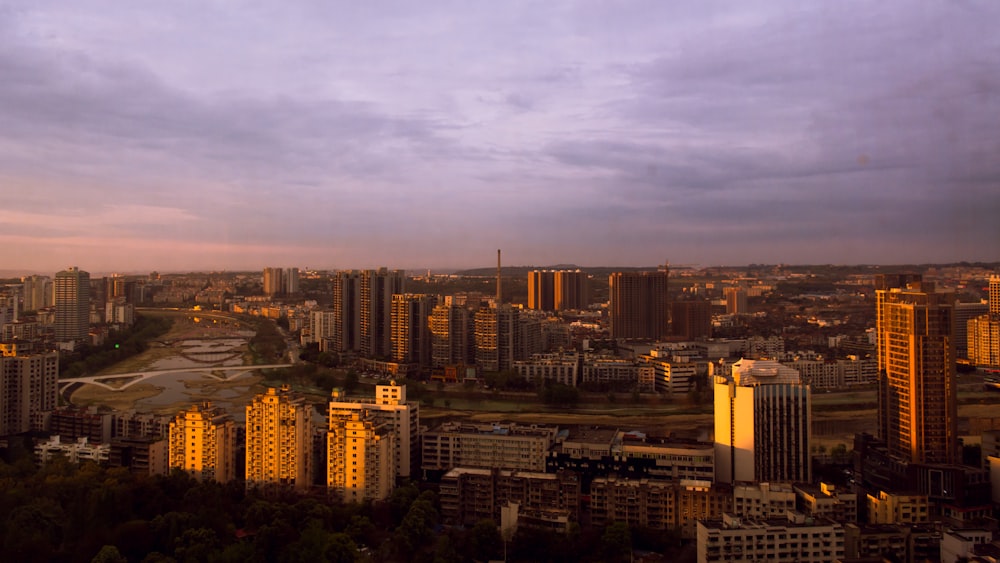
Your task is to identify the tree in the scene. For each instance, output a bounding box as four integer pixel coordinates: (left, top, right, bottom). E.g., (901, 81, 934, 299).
(467, 519, 502, 562)
(91, 545, 128, 563)
(601, 522, 632, 563)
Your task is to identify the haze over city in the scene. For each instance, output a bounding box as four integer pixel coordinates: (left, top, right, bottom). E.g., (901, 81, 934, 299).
(1, 1, 998, 273)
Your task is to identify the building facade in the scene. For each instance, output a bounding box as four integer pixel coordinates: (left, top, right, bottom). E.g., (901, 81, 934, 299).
(245, 386, 313, 490)
(714, 359, 811, 484)
(609, 269, 669, 340)
(390, 293, 437, 366)
(0, 352, 59, 435)
(55, 266, 90, 343)
(168, 402, 236, 483)
(360, 268, 405, 359)
(876, 276, 958, 465)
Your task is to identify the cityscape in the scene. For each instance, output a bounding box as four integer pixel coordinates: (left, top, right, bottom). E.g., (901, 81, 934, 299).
(3, 262, 1000, 562)
(3, 1, 1000, 563)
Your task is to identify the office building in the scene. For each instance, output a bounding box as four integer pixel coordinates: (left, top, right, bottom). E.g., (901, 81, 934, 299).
(327, 383, 418, 480)
(360, 268, 405, 359)
(168, 402, 236, 483)
(245, 386, 313, 490)
(54, 266, 90, 343)
(876, 276, 958, 465)
(429, 304, 475, 368)
(527, 270, 555, 311)
(327, 411, 395, 503)
(0, 352, 59, 435)
(390, 293, 437, 366)
(609, 268, 669, 340)
(714, 359, 811, 484)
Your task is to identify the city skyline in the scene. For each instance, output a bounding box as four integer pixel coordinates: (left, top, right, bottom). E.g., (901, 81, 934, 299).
(2, 2, 999, 272)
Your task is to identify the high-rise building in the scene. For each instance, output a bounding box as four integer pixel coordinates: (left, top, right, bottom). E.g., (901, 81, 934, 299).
(474, 305, 519, 372)
(332, 270, 362, 354)
(671, 299, 712, 340)
(327, 383, 419, 481)
(724, 287, 748, 315)
(168, 402, 236, 483)
(609, 269, 669, 340)
(360, 268, 405, 359)
(968, 315, 1000, 368)
(327, 410, 396, 503)
(391, 293, 437, 366)
(263, 267, 299, 296)
(554, 270, 589, 311)
(528, 270, 555, 311)
(283, 268, 299, 295)
(54, 267, 90, 343)
(955, 301, 989, 360)
(876, 276, 957, 465)
(245, 386, 313, 490)
(990, 275, 1000, 317)
(714, 359, 811, 484)
(20, 275, 51, 311)
(429, 304, 475, 368)
(0, 352, 59, 435)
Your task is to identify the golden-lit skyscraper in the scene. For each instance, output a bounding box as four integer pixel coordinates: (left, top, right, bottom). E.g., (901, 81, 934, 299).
(54, 266, 90, 343)
(876, 276, 957, 465)
(724, 287, 748, 315)
(245, 386, 313, 490)
(990, 274, 1000, 317)
(608, 268, 669, 340)
(168, 402, 236, 483)
(327, 383, 418, 484)
(714, 359, 811, 484)
(968, 315, 1000, 368)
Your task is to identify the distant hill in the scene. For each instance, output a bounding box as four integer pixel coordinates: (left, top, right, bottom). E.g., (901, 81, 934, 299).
(451, 265, 671, 277)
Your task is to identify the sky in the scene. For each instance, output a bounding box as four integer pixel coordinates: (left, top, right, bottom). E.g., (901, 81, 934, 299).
(1, 1, 999, 274)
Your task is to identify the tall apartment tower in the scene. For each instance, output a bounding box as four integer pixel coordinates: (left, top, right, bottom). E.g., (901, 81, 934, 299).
(554, 270, 588, 311)
(360, 268, 405, 359)
(671, 299, 712, 340)
(332, 270, 362, 353)
(0, 352, 59, 435)
(327, 408, 396, 503)
(724, 287, 749, 315)
(968, 316, 1000, 367)
(168, 402, 236, 483)
(263, 267, 299, 296)
(955, 302, 990, 360)
(991, 275, 1000, 316)
(429, 304, 475, 368)
(608, 268, 669, 340)
(20, 275, 51, 311)
(474, 305, 519, 372)
(876, 275, 957, 465)
(54, 267, 90, 343)
(391, 293, 437, 366)
(714, 359, 811, 484)
(528, 271, 555, 311)
(245, 386, 313, 490)
(327, 383, 419, 481)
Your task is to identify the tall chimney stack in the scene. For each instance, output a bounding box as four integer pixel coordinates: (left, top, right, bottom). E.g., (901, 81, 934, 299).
(496, 249, 502, 305)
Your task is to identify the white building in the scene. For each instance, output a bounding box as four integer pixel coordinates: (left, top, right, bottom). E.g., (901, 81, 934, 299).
(714, 359, 811, 484)
(697, 513, 844, 563)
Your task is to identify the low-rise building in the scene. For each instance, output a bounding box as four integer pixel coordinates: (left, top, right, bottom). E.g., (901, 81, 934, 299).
(439, 467, 580, 531)
(696, 513, 845, 563)
(35, 435, 110, 465)
(422, 422, 557, 475)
